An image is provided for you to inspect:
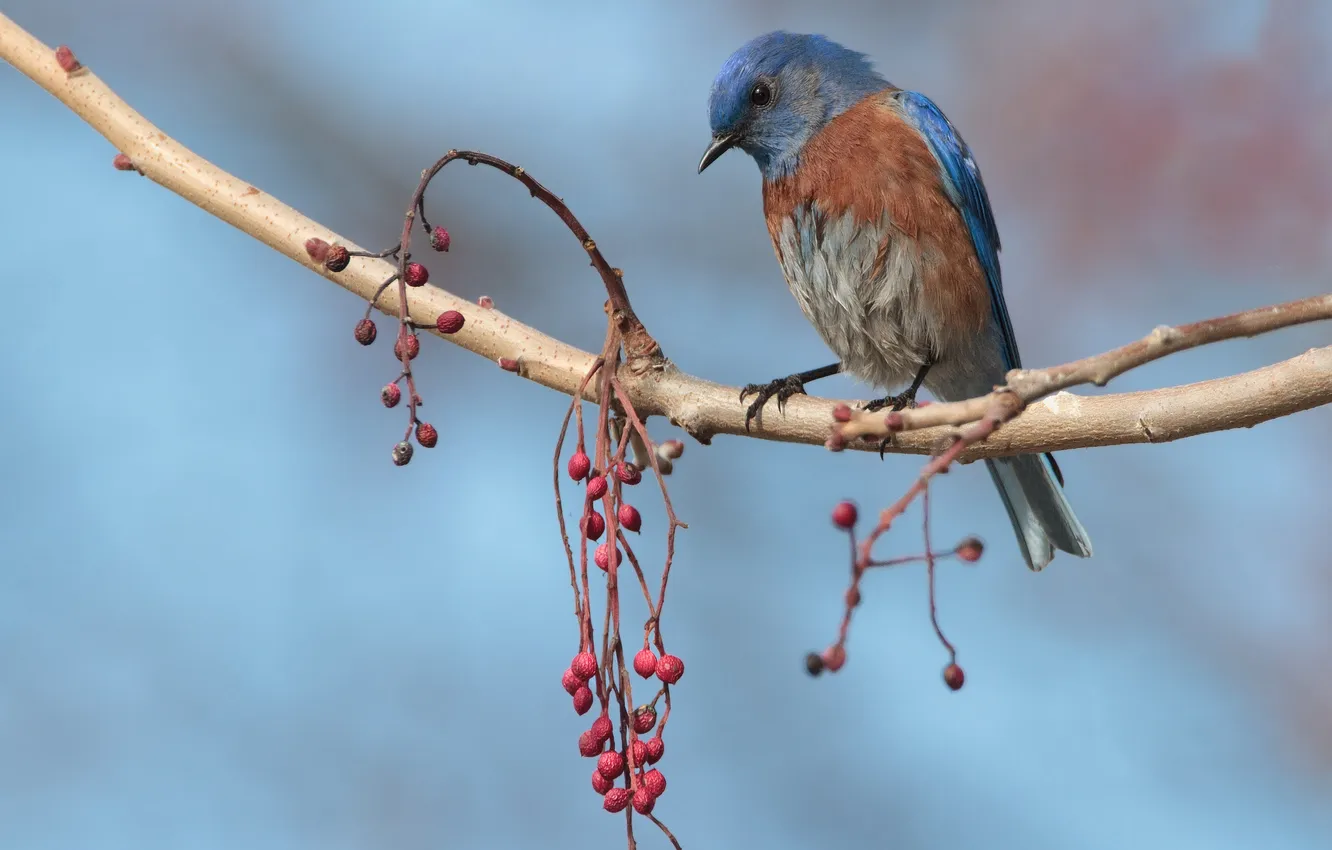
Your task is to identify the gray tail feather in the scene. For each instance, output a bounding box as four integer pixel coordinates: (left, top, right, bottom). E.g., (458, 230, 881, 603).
(985, 455, 1093, 571)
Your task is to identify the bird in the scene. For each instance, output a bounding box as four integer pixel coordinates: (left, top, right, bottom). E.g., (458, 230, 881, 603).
(697, 31, 1092, 570)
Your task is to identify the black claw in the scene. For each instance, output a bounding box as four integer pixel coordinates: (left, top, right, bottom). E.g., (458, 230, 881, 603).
(740, 374, 809, 431)
(863, 360, 933, 417)
(865, 392, 917, 459)
(862, 391, 918, 414)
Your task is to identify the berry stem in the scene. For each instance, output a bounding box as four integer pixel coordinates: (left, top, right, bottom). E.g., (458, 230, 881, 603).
(922, 488, 956, 661)
(410, 150, 661, 365)
(366, 272, 399, 314)
(347, 245, 402, 260)
(553, 358, 605, 639)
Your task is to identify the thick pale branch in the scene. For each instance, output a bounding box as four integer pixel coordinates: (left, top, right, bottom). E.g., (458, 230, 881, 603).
(657, 346, 1332, 458)
(838, 294, 1332, 441)
(3, 13, 1330, 462)
(0, 15, 596, 399)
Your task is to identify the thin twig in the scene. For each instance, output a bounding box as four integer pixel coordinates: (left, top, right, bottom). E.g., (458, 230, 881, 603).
(414, 149, 660, 367)
(554, 359, 604, 631)
(836, 294, 1332, 442)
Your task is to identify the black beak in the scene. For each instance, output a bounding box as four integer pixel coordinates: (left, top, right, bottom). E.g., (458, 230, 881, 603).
(697, 133, 738, 173)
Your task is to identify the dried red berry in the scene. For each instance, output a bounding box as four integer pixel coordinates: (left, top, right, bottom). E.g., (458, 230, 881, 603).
(391, 441, 413, 467)
(955, 537, 984, 563)
(568, 450, 591, 482)
(435, 310, 465, 334)
(631, 787, 655, 815)
(571, 651, 598, 681)
(404, 262, 429, 287)
(578, 730, 602, 757)
(616, 463, 642, 485)
(304, 237, 330, 264)
(591, 768, 614, 795)
(831, 501, 858, 530)
(943, 663, 965, 691)
(477, 295, 494, 309)
(805, 652, 825, 676)
(590, 714, 613, 743)
(655, 654, 684, 685)
(573, 686, 594, 715)
(112, 153, 136, 171)
(633, 705, 656, 735)
(629, 738, 648, 765)
(415, 422, 439, 448)
(623, 740, 644, 767)
(581, 511, 606, 541)
(497, 357, 519, 372)
(617, 503, 642, 533)
(394, 333, 420, 361)
(55, 45, 81, 73)
(353, 318, 377, 345)
(823, 645, 847, 673)
(597, 750, 625, 780)
(324, 244, 350, 272)
(643, 768, 666, 799)
(585, 475, 608, 501)
(594, 543, 620, 571)
(430, 225, 451, 252)
(645, 736, 664, 764)
(603, 787, 630, 813)
(632, 649, 657, 678)
(381, 384, 401, 408)
(561, 668, 581, 696)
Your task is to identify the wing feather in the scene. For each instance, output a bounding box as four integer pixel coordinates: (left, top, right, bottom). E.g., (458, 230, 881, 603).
(895, 90, 1021, 371)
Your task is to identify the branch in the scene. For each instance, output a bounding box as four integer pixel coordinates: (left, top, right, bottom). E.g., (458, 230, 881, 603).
(3, 14, 1330, 464)
(835, 295, 1332, 445)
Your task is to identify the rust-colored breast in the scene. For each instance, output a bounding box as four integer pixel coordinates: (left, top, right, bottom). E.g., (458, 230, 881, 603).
(762, 93, 992, 334)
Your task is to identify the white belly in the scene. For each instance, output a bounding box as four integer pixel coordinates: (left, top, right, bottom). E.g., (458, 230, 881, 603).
(771, 209, 940, 391)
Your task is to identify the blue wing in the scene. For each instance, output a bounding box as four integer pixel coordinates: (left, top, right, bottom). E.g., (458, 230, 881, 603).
(896, 90, 1021, 372)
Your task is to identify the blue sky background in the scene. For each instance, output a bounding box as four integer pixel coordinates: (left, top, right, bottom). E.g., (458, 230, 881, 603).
(2, 1, 1330, 848)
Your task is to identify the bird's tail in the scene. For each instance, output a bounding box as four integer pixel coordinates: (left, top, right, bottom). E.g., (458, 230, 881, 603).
(985, 454, 1092, 571)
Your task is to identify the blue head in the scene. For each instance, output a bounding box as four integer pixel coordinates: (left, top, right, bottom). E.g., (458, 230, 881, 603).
(698, 32, 888, 180)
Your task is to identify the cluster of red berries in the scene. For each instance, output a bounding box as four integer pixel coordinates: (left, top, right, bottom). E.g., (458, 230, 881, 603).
(568, 447, 644, 567)
(564, 439, 686, 818)
(303, 234, 466, 466)
(562, 647, 682, 815)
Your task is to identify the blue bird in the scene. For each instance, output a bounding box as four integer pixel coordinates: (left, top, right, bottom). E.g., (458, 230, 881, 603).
(698, 31, 1092, 570)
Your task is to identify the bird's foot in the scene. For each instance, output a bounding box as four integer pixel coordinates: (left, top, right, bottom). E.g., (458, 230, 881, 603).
(862, 390, 919, 414)
(739, 374, 809, 431)
(862, 362, 932, 457)
(863, 390, 921, 458)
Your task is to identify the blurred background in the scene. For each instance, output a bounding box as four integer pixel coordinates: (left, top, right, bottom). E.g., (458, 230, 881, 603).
(2, 1, 1330, 848)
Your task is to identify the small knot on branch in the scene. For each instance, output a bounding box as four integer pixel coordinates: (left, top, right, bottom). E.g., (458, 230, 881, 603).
(1147, 324, 1184, 348)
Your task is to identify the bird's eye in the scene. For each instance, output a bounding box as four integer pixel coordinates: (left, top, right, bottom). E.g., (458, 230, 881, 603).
(750, 81, 773, 108)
